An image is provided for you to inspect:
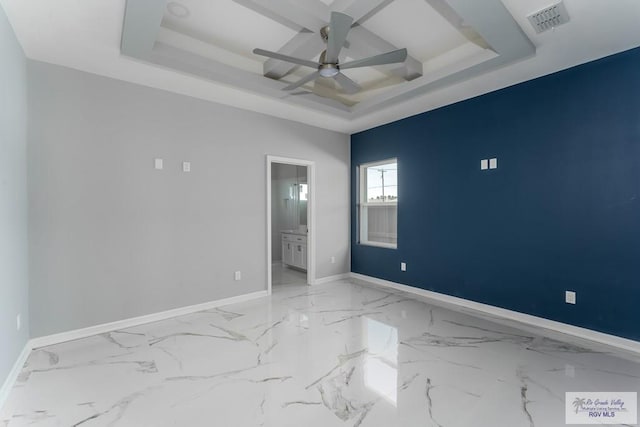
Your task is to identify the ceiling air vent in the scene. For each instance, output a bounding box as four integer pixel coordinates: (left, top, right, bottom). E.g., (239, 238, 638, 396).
(527, 2, 570, 34)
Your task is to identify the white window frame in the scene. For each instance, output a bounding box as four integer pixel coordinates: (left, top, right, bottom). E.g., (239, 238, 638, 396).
(358, 158, 398, 249)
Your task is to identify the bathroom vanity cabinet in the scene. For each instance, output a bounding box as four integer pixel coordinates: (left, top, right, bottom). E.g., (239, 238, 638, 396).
(281, 231, 307, 271)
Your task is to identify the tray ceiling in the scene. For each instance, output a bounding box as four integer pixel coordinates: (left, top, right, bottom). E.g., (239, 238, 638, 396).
(2, 0, 640, 133)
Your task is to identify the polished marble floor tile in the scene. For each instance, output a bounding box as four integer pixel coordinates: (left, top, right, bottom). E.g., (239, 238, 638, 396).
(2, 280, 639, 426)
(272, 263, 307, 286)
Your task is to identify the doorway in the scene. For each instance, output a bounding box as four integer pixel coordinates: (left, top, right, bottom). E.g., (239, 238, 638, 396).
(266, 156, 315, 294)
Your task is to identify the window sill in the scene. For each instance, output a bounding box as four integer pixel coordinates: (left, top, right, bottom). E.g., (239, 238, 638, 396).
(358, 241, 397, 250)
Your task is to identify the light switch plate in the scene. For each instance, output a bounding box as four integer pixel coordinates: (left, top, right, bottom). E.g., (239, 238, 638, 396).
(183, 162, 191, 172)
(234, 271, 241, 281)
(489, 158, 498, 169)
(565, 290, 576, 304)
(480, 159, 488, 170)
(401, 262, 407, 272)
(154, 158, 163, 170)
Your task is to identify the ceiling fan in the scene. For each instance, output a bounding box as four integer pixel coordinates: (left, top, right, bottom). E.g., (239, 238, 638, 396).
(253, 11, 408, 95)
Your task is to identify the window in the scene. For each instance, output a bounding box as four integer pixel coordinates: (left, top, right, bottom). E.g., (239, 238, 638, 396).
(359, 159, 397, 248)
(299, 183, 308, 201)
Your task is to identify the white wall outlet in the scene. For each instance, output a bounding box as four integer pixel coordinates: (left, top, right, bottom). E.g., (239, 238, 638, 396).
(16, 314, 21, 331)
(401, 262, 407, 272)
(565, 290, 576, 304)
(154, 158, 163, 170)
(489, 158, 498, 169)
(234, 271, 241, 281)
(182, 161, 191, 172)
(480, 159, 488, 170)
(330, 256, 336, 264)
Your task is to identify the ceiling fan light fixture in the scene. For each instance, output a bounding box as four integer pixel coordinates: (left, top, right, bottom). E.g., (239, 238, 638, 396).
(319, 65, 339, 78)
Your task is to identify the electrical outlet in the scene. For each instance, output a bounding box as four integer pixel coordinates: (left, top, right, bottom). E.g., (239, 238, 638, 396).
(330, 256, 336, 264)
(16, 314, 21, 331)
(565, 290, 576, 304)
(401, 262, 407, 272)
(183, 161, 191, 172)
(234, 271, 241, 281)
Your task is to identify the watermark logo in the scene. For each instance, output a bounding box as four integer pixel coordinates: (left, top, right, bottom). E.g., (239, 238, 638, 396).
(566, 392, 637, 424)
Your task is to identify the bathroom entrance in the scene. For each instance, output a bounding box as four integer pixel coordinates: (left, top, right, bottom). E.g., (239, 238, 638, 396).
(266, 156, 315, 292)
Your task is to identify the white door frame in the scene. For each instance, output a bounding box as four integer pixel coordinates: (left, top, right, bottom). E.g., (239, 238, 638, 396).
(266, 155, 316, 294)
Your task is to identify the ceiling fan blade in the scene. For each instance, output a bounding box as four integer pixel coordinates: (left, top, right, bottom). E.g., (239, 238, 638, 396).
(314, 77, 336, 93)
(326, 12, 353, 64)
(283, 71, 321, 91)
(253, 48, 319, 69)
(333, 73, 361, 94)
(340, 48, 408, 70)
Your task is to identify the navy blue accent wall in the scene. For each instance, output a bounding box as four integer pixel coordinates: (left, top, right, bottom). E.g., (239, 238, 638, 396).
(351, 47, 640, 341)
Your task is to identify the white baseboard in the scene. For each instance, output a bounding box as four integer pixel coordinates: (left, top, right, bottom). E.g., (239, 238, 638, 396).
(0, 341, 31, 411)
(30, 290, 268, 349)
(0, 290, 269, 413)
(350, 273, 640, 357)
(314, 273, 351, 285)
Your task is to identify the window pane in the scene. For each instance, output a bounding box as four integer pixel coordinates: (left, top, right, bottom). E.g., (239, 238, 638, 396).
(366, 162, 397, 203)
(359, 159, 398, 248)
(366, 205, 397, 245)
(299, 183, 308, 201)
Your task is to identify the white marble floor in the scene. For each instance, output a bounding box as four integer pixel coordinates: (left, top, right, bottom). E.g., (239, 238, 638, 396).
(272, 263, 307, 287)
(2, 280, 640, 426)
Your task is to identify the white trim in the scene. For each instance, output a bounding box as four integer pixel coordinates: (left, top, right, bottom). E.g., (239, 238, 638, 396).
(350, 273, 640, 357)
(357, 158, 398, 249)
(30, 291, 268, 349)
(0, 341, 31, 411)
(0, 290, 268, 412)
(266, 156, 316, 292)
(361, 202, 398, 207)
(314, 273, 351, 285)
(356, 240, 398, 250)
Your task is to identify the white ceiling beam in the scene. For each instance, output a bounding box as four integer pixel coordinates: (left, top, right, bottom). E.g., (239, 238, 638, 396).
(232, 0, 327, 32)
(347, 25, 423, 81)
(444, 0, 534, 57)
(425, 0, 490, 49)
(120, 0, 167, 58)
(330, 0, 394, 24)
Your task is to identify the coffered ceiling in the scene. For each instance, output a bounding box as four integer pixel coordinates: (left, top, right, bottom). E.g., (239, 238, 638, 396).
(2, 0, 640, 133)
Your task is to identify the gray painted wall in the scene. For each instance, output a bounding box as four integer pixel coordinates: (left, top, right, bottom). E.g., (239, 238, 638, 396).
(0, 6, 30, 385)
(28, 61, 350, 337)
